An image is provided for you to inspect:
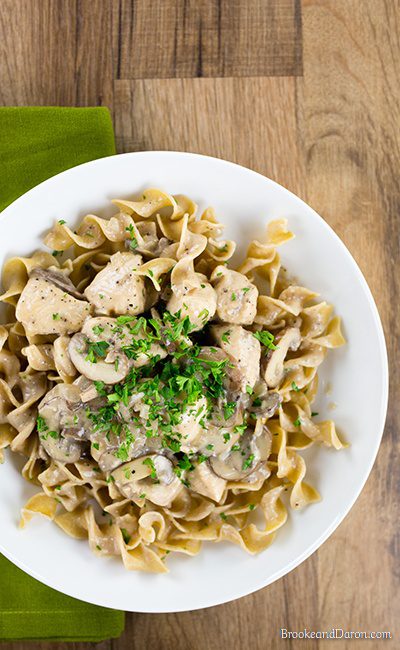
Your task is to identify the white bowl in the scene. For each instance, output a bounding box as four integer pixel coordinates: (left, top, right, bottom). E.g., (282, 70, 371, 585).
(0, 152, 388, 612)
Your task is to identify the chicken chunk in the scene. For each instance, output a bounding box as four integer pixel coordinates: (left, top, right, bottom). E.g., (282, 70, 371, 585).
(211, 324, 261, 391)
(174, 396, 209, 452)
(211, 267, 258, 325)
(167, 281, 216, 331)
(16, 270, 91, 336)
(84, 252, 146, 316)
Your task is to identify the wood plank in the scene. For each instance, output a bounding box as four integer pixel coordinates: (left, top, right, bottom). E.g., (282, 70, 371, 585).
(0, 0, 114, 107)
(298, 1, 399, 646)
(114, 76, 304, 195)
(115, 0, 302, 79)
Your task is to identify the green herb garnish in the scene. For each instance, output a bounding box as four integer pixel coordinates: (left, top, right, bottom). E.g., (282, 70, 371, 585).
(253, 330, 278, 350)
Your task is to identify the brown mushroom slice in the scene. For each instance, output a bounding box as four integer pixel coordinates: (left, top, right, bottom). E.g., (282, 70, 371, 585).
(16, 270, 91, 337)
(84, 251, 146, 316)
(210, 426, 272, 482)
(111, 455, 183, 507)
(209, 454, 253, 481)
(211, 324, 261, 391)
(40, 433, 83, 464)
(196, 346, 244, 396)
(69, 333, 130, 384)
(81, 316, 167, 368)
(37, 383, 86, 462)
(249, 382, 282, 418)
(72, 375, 99, 403)
(188, 462, 227, 501)
(33, 268, 85, 299)
(263, 327, 301, 388)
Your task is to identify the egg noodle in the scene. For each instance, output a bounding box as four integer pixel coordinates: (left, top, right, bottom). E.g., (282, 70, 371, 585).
(0, 189, 346, 572)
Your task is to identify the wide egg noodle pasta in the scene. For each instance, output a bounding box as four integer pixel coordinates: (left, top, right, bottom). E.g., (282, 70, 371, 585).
(0, 188, 346, 572)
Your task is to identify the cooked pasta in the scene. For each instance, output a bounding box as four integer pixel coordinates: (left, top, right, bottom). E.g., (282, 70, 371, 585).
(0, 188, 346, 572)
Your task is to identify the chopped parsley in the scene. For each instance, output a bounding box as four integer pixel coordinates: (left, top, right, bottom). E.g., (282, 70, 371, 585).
(242, 454, 255, 470)
(52, 313, 60, 321)
(58, 219, 66, 225)
(223, 401, 236, 420)
(221, 330, 231, 343)
(242, 287, 250, 293)
(36, 416, 48, 433)
(253, 330, 278, 350)
(248, 503, 256, 511)
(231, 292, 237, 301)
(291, 381, 300, 392)
(52, 250, 62, 257)
(85, 340, 110, 363)
(220, 512, 228, 521)
(92, 325, 104, 335)
(143, 457, 158, 480)
(233, 423, 247, 435)
(125, 224, 138, 250)
(311, 411, 319, 417)
(294, 417, 302, 428)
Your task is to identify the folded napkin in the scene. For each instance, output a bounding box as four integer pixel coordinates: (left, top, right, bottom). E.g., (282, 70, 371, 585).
(0, 106, 125, 641)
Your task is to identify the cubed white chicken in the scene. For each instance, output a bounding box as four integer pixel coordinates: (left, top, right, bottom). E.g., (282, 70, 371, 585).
(211, 267, 258, 325)
(167, 281, 217, 331)
(211, 324, 261, 391)
(84, 252, 146, 316)
(16, 270, 91, 336)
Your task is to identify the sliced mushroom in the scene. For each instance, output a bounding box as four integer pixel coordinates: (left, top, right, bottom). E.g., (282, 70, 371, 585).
(111, 454, 183, 507)
(196, 346, 244, 394)
(40, 433, 83, 464)
(211, 324, 261, 391)
(81, 316, 167, 368)
(33, 268, 84, 299)
(72, 375, 99, 403)
(211, 267, 258, 325)
(188, 462, 227, 501)
(263, 327, 301, 388)
(84, 251, 147, 316)
(37, 383, 87, 462)
(209, 426, 272, 482)
(69, 332, 130, 384)
(249, 381, 282, 418)
(16, 269, 91, 336)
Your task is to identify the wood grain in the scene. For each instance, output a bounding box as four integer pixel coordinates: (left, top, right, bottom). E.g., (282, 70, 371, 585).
(298, 4, 399, 646)
(0, 0, 114, 106)
(115, 0, 302, 79)
(0, 0, 399, 649)
(114, 76, 304, 194)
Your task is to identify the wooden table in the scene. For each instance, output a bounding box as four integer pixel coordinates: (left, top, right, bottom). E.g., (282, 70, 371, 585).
(1, 1, 398, 648)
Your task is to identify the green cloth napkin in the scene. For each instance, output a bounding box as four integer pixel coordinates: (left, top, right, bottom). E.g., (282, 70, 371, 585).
(0, 106, 125, 641)
(0, 106, 116, 211)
